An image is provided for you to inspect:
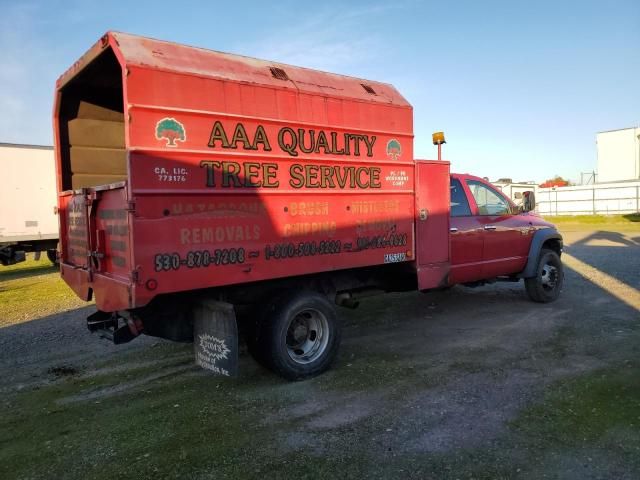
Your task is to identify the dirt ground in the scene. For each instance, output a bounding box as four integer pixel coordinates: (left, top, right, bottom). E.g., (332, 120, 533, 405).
(1, 225, 639, 479)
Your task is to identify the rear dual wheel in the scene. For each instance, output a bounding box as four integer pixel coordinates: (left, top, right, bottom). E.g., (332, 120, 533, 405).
(249, 292, 341, 381)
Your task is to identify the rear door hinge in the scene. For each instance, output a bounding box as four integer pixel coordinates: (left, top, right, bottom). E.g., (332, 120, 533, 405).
(127, 200, 136, 212)
(131, 268, 140, 283)
(86, 191, 100, 206)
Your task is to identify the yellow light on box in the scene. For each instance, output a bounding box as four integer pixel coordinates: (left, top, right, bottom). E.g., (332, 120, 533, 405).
(432, 131, 446, 145)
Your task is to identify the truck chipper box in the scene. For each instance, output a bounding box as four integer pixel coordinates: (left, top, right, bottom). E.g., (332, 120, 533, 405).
(54, 32, 563, 380)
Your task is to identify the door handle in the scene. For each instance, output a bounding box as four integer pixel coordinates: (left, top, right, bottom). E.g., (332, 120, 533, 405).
(484, 225, 497, 231)
(449, 227, 458, 233)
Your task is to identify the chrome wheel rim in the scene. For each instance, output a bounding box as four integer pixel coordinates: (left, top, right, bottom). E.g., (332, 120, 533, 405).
(541, 262, 559, 291)
(286, 309, 329, 364)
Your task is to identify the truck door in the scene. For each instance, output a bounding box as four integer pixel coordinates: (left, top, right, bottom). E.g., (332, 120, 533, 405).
(414, 161, 450, 290)
(449, 178, 485, 284)
(464, 179, 529, 278)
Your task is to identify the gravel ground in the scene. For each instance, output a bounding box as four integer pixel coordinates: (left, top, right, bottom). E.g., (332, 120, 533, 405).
(0, 227, 638, 479)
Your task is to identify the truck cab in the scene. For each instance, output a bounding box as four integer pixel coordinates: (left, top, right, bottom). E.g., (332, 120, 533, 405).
(449, 173, 563, 301)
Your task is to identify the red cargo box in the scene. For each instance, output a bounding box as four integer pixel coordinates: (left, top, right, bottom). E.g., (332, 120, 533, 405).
(54, 32, 449, 313)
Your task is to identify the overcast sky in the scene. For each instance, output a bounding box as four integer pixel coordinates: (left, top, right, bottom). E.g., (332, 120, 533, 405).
(1, 0, 638, 182)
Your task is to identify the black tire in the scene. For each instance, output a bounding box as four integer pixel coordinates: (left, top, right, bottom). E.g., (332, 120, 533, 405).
(252, 291, 341, 381)
(525, 248, 564, 303)
(46, 249, 59, 266)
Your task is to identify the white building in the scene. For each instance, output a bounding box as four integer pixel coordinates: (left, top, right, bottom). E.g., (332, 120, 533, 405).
(596, 127, 640, 183)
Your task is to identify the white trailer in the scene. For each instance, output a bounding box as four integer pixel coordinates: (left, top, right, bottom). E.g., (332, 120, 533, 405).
(0, 143, 58, 265)
(492, 180, 538, 206)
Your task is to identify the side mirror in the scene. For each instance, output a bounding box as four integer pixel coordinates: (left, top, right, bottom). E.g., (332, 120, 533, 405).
(521, 190, 536, 212)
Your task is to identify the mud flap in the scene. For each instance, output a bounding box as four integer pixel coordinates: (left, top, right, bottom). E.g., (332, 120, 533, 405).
(193, 300, 238, 377)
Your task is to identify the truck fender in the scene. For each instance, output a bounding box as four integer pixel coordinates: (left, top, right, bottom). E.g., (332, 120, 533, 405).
(519, 228, 563, 279)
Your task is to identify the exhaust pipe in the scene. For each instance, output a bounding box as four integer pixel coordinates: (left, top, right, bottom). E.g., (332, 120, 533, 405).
(335, 288, 385, 309)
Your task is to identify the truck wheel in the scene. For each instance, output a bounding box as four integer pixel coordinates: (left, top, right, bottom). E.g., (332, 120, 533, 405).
(255, 292, 341, 381)
(525, 248, 563, 303)
(47, 249, 59, 266)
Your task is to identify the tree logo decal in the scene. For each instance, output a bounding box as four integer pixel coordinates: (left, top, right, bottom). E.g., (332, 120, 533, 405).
(386, 139, 401, 160)
(155, 117, 186, 147)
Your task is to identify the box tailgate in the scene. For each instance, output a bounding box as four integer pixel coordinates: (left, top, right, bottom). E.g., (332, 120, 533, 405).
(59, 184, 132, 282)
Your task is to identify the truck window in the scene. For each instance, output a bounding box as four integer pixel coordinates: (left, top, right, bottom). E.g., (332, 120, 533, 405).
(466, 180, 511, 216)
(450, 178, 472, 216)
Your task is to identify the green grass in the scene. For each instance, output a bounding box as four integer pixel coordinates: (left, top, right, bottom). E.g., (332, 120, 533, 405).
(0, 341, 407, 480)
(0, 348, 510, 480)
(510, 363, 640, 475)
(0, 363, 264, 479)
(2, 331, 639, 479)
(544, 214, 640, 226)
(0, 255, 88, 326)
(513, 364, 640, 440)
(0, 254, 56, 279)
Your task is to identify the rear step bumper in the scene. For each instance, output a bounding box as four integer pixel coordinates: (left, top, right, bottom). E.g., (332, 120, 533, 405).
(87, 310, 141, 344)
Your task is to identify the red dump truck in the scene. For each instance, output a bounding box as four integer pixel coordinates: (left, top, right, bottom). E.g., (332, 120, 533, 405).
(54, 32, 563, 380)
